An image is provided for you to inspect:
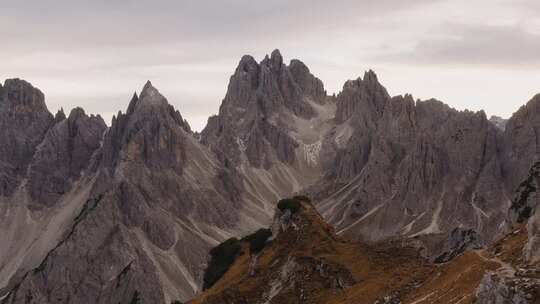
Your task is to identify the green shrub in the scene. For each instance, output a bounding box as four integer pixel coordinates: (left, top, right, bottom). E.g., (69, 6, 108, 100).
(277, 198, 302, 214)
(242, 228, 272, 254)
(292, 195, 311, 202)
(129, 290, 141, 304)
(203, 238, 242, 290)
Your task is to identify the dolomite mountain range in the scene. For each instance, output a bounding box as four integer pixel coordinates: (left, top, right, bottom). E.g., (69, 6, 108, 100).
(0, 50, 539, 303)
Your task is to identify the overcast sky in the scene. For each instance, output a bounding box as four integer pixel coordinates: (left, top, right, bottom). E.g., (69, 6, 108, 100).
(1, 0, 539, 130)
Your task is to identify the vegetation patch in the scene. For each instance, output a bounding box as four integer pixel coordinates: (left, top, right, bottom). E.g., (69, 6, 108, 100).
(292, 195, 311, 202)
(129, 290, 141, 304)
(277, 198, 302, 214)
(203, 237, 242, 290)
(510, 161, 539, 223)
(242, 228, 272, 254)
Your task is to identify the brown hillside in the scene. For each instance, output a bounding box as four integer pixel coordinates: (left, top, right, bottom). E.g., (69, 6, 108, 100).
(189, 197, 540, 304)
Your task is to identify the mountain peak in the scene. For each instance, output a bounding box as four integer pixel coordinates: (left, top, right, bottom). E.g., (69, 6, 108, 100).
(363, 69, 379, 83)
(136, 81, 169, 109)
(0, 78, 54, 196)
(143, 80, 153, 91)
(67, 107, 86, 121)
(238, 55, 258, 69)
(261, 49, 284, 70)
(270, 48, 283, 65)
(54, 108, 66, 122)
(1, 78, 48, 112)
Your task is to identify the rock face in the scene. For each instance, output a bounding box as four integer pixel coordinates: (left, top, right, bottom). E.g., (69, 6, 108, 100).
(505, 95, 540, 264)
(319, 88, 507, 246)
(2, 82, 249, 304)
(434, 228, 484, 263)
(201, 50, 326, 169)
(27, 108, 106, 207)
(2, 50, 540, 303)
(475, 273, 530, 304)
(0, 81, 106, 296)
(0, 79, 53, 196)
(490, 115, 508, 131)
(200, 50, 334, 226)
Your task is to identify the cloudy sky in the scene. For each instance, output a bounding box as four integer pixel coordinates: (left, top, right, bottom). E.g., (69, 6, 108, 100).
(1, 0, 539, 130)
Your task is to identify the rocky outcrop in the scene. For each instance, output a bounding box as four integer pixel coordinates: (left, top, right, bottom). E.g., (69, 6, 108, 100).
(27, 108, 106, 207)
(334, 70, 389, 125)
(490, 115, 508, 131)
(1, 194, 166, 304)
(504, 95, 540, 264)
(102, 82, 191, 171)
(503, 94, 540, 191)
(433, 228, 484, 263)
(201, 49, 325, 169)
(0, 81, 108, 297)
(475, 272, 538, 304)
(525, 210, 540, 263)
(0, 79, 53, 196)
(508, 159, 540, 264)
(508, 161, 539, 225)
(319, 90, 507, 244)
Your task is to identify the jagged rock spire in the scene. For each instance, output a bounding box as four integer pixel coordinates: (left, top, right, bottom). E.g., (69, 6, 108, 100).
(101, 81, 190, 171)
(335, 70, 390, 123)
(54, 107, 66, 122)
(28, 106, 106, 207)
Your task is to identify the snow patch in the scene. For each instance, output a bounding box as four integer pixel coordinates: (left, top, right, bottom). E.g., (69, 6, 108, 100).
(303, 141, 321, 167)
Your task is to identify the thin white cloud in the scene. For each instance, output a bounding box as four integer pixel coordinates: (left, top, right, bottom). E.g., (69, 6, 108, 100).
(376, 23, 540, 67)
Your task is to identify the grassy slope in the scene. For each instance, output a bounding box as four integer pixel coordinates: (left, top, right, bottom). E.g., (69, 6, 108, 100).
(191, 202, 530, 304)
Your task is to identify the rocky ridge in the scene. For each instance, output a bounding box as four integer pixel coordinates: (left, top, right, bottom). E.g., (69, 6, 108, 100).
(1, 81, 252, 303)
(192, 197, 540, 304)
(0, 50, 539, 303)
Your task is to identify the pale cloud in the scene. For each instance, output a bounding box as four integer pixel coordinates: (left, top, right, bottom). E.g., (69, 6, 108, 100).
(376, 23, 540, 67)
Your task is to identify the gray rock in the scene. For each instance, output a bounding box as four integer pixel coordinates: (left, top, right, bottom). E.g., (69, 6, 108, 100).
(433, 228, 484, 263)
(27, 107, 106, 207)
(504, 95, 540, 264)
(490, 115, 508, 131)
(201, 49, 324, 169)
(0, 79, 53, 196)
(475, 273, 530, 304)
(3, 81, 248, 303)
(319, 82, 508, 244)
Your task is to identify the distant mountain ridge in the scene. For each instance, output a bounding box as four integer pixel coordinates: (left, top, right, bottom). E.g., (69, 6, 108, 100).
(0, 50, 539, 303)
